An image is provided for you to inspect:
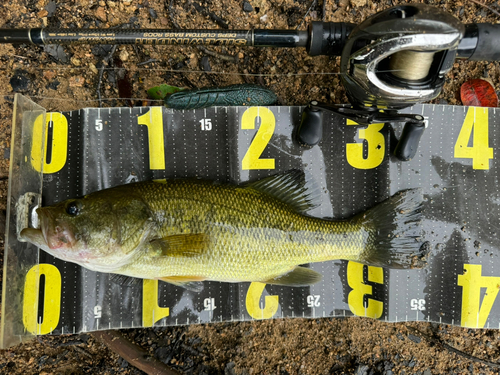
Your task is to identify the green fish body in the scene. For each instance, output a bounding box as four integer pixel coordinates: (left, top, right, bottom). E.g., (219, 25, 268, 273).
(20, 171, 423, 290)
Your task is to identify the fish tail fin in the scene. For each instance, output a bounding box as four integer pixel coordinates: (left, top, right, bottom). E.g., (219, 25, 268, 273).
(356, 189, 426, 269)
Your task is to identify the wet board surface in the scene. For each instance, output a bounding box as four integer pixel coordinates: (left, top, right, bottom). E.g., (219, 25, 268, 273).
(3, 96, 500, 347)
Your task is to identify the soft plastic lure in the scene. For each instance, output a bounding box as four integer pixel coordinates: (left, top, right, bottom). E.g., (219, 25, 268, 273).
(164, 84, 277, 109)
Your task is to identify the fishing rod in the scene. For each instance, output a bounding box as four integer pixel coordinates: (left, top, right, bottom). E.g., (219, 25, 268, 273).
(1, 4, 499, 160)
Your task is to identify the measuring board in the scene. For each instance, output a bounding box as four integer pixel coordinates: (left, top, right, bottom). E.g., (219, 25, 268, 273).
(2, 94, 500, 348)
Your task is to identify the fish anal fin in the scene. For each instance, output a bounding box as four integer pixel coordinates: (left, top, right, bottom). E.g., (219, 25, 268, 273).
(156, 276, 205, 292)
(109, 274, 143, 288)
(264, 266, 322, 286)
(151, 233, 209, 258)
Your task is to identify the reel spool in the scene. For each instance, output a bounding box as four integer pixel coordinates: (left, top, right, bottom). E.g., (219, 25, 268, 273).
(340, 4, 465, 110)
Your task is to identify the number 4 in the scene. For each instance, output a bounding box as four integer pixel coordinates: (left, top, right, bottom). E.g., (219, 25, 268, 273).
(454, 107, 493, 170)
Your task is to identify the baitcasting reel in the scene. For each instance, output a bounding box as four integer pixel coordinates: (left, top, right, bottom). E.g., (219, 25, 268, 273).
(298, 3, 499, 160)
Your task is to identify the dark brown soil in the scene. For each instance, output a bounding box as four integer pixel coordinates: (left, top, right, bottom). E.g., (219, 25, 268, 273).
(0, 0, 499, 374)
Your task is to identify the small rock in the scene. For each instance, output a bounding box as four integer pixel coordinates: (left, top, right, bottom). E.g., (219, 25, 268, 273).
(43, 70, 57, 80)
(38, 9, 49, 18)
(243, 1, 253, 12)
(44, 44, 68, 63)
(238, 52, 244, 59)
(260, 14, 268, 23)
(70, 57, 81, 66)
(123, 0, 131, 5)
(149, 8, 158, 19)
(339, 0, 349, 7)
(200, 56, 211, 72)
(95, 6, 107, 22)
(119, 49, 129, 62)
(117, 357, 128, 368)
(350, 0, 366, 6)
(407, 334, 421, 344)
(45, 1, 57, 16)
(89, 63, 98, 74)
(69, 76, 85, 87)
(355, 365, 370, 375)
(99, 0, 106, 6)
(154, 347, 170, 363)
(159, 16, 169, 25)
(46, 80, 60, 90)
(225, 362, 236, 375)
(78, 334, 90, 343)
(108, 1, 116, 7)
(10, 70, 30, 92)
(91, 45, 114, 57)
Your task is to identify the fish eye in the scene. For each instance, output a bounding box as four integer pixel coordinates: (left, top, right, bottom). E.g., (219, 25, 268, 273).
(65, 201, 82, 216)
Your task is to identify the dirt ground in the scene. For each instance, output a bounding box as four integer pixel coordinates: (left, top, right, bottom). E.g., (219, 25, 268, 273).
(0, 0, 500, 374)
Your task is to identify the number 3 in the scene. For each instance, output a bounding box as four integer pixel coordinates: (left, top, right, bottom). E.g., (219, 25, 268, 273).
(346, 120, 385, 170)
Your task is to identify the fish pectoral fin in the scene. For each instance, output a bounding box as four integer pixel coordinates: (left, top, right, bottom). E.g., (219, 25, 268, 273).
(150, 233, 210, 258)
(264, 266, 322, 286)
(157, 276, 205, 292)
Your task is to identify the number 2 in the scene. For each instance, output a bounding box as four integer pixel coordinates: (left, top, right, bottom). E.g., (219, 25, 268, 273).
(241, 107, 275, 170)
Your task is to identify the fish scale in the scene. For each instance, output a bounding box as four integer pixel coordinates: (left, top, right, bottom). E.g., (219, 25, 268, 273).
(116, 180, 371, 281)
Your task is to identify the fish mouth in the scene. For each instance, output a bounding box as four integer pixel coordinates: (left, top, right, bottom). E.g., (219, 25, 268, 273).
(37, 208, 76, 251)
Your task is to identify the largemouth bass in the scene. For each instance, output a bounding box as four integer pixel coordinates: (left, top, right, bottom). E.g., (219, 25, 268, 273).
(20, 170, 424, 291)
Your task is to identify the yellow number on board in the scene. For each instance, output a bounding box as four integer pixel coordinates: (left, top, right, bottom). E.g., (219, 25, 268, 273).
(32, 112, 68, 174)
(346, 120, 385, 170)
(143, 280, 170, 327)
(241, 107, 275, 170)
(458, 264, 500, 328)
(23, 264, 61, 335)
(347, 261, 384, 318)
(246, 282, 279, 319)
(137, 107, 166, 170)
(454, 107, 493, 170)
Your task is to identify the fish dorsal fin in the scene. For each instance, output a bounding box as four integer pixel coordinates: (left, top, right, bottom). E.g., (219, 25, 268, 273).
(264, 266, 322, 286)
(151, 233, 209, 258)
(157, 276, 205, 292)
(246, 170, 320, 213)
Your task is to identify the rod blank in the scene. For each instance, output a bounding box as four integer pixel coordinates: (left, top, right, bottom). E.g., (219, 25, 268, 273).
(0, 28, 309, 48)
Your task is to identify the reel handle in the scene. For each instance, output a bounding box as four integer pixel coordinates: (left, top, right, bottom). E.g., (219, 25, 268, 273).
(393, 121, 426, 161)
(296, 101, 426, 161)
(296, 106, 323, 147)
